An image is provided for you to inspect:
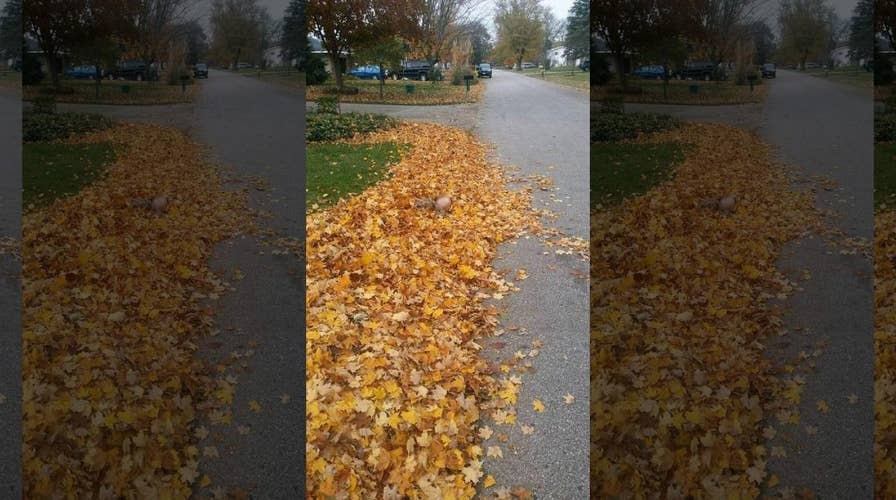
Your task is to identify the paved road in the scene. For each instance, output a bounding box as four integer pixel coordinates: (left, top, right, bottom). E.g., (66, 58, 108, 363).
(0, 88, 20, 498)
(476, 69, 589, 497)
(759, 69, 873, 496)
(192, 69, 303, 497)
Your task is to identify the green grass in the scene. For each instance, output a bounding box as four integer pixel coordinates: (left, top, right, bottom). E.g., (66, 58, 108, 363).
(591, 142, 685, 208)
(307, 142, 406, 208)
(518, 67, 590, 90)
(23, 142, 115, 208)
(877, 143, 896, 208)
(804, 66, 872, 89)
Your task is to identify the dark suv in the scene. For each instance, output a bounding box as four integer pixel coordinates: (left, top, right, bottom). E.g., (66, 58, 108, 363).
(761, 63, 776, 78)
(477, 63, 492, 78)
(677, 61, 717, 81)
(113, 60, 152, 81)
(194, 63, 208, 78)
(401, 60, 431, 80)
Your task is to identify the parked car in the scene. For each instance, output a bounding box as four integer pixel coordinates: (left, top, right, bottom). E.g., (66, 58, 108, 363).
(477, 63, 492, 78)
(676, 61, 718, 81)
(349, 64, 386, 80)
(761, 63, 776, 78)
(65, 65, 101, 79)
(112, 60, 151, 81)
(578, 59, 590, 71)
(521, 62, 537, 69)
(401, 60, 431, 80)
(193, 63, 208, 78)
(633, 64, 666, 79)
(236, 62, 253, 70)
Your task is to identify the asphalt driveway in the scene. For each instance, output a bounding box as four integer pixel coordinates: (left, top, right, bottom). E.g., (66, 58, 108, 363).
(192, 68, 303, 497)
(0, 87, 20, 498)
(476, 69, 589, 497)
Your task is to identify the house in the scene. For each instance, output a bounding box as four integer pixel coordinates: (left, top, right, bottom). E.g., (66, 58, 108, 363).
(308, 36, 350, 75)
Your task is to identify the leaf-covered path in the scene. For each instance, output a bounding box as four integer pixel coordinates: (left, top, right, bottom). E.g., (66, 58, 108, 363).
(476, 68, 590, 497)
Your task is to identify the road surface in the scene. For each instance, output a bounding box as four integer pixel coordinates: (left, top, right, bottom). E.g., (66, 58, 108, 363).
(476, 69, 590, 497)
(0, 87, 20, 498)
(760, 69, 873, 496)
(192, 69, 304, 497)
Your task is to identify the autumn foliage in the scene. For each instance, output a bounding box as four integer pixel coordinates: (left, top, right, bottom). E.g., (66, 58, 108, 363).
(876, 209, 896, 496)
(306, 123, 538, 497)
(22, 124, 251, 496)
(591, 124, 821, 496)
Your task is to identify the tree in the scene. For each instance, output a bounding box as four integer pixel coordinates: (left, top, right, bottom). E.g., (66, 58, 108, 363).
(539, 9, 564, 69)
(778, 0, 832, 70)
(413, 0, 478, 67)
(209, 0, 266, 69)
(309, 0, 417, 88)
(493, 0, 544, 71)
(25, 0, 88, 88)
(465, 20, 491, 65)
(281, 0, 305, 68)
(849, 0, 872, 64)
(593, 0, 657, 87)
(563, 0, 587, 61)
(355, 36, 405, 96)
(0, 0, 21, 63)
(178, 20, 207, 65)
(744, 19, 775, 65)
(131, 0, 192, 69)
(691, 0, 760, 65)
(878, 0, 896, 46)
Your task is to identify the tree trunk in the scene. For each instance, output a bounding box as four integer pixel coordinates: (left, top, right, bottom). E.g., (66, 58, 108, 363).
(614, 51, 627, 89)
(329, 52, 343, 89)
(516, 53, 523, 71)
(47, 54, 60, 89)
(94, 62, 101, 99)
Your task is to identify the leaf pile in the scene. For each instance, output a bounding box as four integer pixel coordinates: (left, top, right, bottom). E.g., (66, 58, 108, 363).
(592, 123, 820, 497)
(306, 123, 538, 497)
(22, 123, 252, 497)
(876, 209, 896, 496)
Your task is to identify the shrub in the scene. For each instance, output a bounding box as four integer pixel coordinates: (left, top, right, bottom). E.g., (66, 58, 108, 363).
(592, 56, 612, 86)
(876, 112, 896, 142)
(24, 111, 113, 142)
(306, 56, 329, 85)
(592, 112, 678, 142)
(316, 96, 339, 115)
(306, 112, 396, 142)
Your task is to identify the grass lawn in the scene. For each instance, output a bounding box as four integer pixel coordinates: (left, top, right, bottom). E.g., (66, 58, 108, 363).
(307, 142, 405, 208)
(307, 78, 483, 105)
(804, 66, 872, 90)
(23, 142, 115, 208)
(518, 67, 589, 90)
(232, 67, 302, 91)
(592, 77, 768, 105)
(0, 70, 19, 88)
(877, 143, 896, 208)
(592, 142, 685, 208)
(23, 79, 198, 105)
